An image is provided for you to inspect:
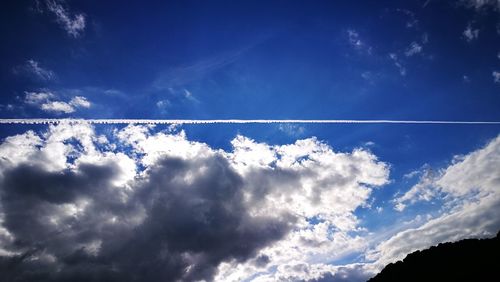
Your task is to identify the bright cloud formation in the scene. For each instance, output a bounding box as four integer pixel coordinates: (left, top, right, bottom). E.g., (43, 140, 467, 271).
(377, 135, 500, 269)
(45, 0, 86, 37)
(0, 124, 498, 281)
(24, 92, 91, 114)
(0, 123, 389, 281)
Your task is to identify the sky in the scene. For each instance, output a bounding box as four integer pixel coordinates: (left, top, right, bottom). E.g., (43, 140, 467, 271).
(0, 0, 499, 281)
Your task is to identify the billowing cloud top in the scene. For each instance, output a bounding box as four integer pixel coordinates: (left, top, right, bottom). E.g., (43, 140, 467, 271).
(0, 124, 499, 281)
(0, 123, 389, 281)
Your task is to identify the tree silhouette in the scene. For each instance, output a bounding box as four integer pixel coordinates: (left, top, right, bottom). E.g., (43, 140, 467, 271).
(368, 231, 500, 282)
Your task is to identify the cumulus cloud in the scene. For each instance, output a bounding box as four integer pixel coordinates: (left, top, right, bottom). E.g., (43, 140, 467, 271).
(463, 23, 479, 42)
(24, 91, 55, 105)
(40, 101, 75, 113)
(69, 96, 91, 108)
(0, 123, 390, 281)
(369, 135, 500, 270)
(45, 0, 86, 37)
(493, 71, 500, 83)
(13, 59, 55, 81)
(1, 124, 497, 281)
(23, 91, 91, 114)
(394, 136, 500, 211)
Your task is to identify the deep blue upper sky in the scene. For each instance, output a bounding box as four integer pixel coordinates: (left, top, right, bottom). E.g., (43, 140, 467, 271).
(1, 0, 499, 121)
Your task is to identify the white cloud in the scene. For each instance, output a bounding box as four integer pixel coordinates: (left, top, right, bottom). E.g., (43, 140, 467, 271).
(0, 124, 498, 281)
(395, 136, 500, 210)
(389, 53, 406, 76)
(24, 91, 55, 104)
(393, 166, 439, 211)
(369, 194, 500, 269)
(183, 88, 200, 103)
(40, 101, 75, 113)
(364, 141, 376, 147)
(369, 135, 500, 269)
(23, 91, 91, 114)
(493, 71, 500, 83)
(404, 42, 423, 57)
(69, 96, 91, 108)
(156, 99, 171, 109)
(347, 29, 372, 54)
(463, 24, 479, 42)
(461, 0, 500, 11)
(277, 124, 305, 137)
(0, 123, 391, 281)
(395, 9, 419, 29)
(213, 135, 390, 281)
(45, 0, 86, 37)
(435, 136, 500, 198)
(14, 59, 55, 81)
(348, 30, 363, 48)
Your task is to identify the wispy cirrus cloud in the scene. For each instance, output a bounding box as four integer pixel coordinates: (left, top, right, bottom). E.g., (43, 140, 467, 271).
(461, 0, 500, 11)
(347, 29, 373, 54)
(152, 43, 258, 90)
(389, 53, 406, 76)
(404, 42, 423, 57)
(395, 8, 419, 29)
(44, 0, 86, 37)
(13, 59, 56, 81)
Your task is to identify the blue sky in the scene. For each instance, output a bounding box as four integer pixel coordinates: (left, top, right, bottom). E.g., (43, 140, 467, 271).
(0, 1, 499, 281)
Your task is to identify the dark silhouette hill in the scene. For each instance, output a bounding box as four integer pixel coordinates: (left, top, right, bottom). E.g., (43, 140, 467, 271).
(368, 231, 500, 282)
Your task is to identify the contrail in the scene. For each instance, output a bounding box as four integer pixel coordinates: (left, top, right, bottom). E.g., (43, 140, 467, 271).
(0, 119, 500, 125)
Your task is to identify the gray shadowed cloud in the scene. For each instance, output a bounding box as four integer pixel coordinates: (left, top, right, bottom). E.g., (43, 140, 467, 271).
(0, 123, 391, 281)
(0, 125, 296, 281)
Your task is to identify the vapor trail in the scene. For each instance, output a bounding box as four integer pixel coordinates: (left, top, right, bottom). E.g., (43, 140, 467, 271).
(0, 119, 500, 125)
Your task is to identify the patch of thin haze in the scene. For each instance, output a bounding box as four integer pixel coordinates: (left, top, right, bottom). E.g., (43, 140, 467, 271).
(0, 119, 500, 125)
